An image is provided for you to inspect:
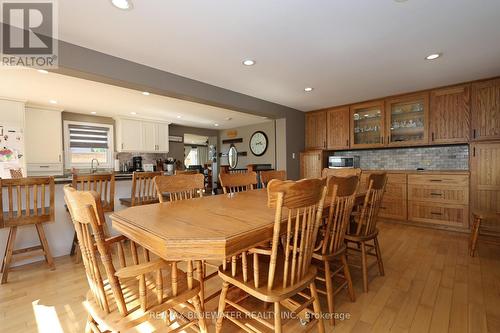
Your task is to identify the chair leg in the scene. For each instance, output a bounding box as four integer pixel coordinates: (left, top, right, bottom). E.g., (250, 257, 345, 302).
(470, 216, 481, 257)
(192, 294, 207, 333)
(374, 237, 384, 276)
(361, 242, 368, 293)
(310, 282, 325, 333)
(1, 227, 17, 284)
(70, 231, 78, 255)
(215, 281, 229, 333)
(198, 260, 206, 308)
(274, 301, 283, 333)
(35, 224, 55, 270)
(323, 260, 335, 326)
(341, 253, 355, 302)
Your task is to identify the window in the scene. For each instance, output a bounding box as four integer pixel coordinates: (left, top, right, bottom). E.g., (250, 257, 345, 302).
(184, 147, 198, 168)
(63, 121, 114, 169)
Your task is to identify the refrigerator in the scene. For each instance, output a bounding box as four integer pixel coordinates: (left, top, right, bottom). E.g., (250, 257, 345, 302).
(0, 125, 25, 179)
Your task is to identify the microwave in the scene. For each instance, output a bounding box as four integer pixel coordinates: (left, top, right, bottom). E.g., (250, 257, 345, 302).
(328, 156, 360, 169)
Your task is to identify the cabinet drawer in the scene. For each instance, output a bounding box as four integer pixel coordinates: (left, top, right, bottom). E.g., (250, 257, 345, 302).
(408, 201, 468, 228)
(360, 172, 406, 190)
(379, 198, 407, 221)
(408, 174, 469, 187)
(408, 185, 468, 205)
(27, 163, 63, 176)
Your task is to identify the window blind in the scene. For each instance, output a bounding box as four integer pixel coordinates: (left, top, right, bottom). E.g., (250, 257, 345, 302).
(68, 124, 109, 149)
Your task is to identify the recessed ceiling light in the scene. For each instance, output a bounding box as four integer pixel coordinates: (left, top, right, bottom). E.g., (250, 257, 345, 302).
(111, 0, 133, 10)
(425, 53, 441, 60)
(176, 115, 182, 119)
(214, 123, 219, 127)
(142, 91, 150, 96)
(49, 100, 57, 104)
(90, 112, 97, 114)
(394, 0, 408, 3)
(37, 69, 48, 74)
(242, 59, 255, 66)
(304, 87, 314, 92)
(130, 112, 137, 115)
(225, 117, 232, 121)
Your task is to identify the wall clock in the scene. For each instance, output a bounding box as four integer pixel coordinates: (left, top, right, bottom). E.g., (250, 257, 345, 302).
(249, 131, 268, 157)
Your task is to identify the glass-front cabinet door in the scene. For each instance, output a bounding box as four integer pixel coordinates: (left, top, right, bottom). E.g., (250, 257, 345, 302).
(350, 100, 386, 148)
(386, 93, 429, 146)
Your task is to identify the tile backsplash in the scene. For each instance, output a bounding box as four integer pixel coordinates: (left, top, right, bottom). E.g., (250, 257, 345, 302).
(116, 152, 169, 165)
(333, 145, 469, 170)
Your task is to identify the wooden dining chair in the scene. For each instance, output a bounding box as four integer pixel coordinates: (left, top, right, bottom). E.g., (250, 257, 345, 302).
(154, 173, 213, 304)
(9, 168, 24, 179)
(219, 171, 258, 194)
(321, 167, 362, 179)
(70, 173, 115, 258)
(175, 170, 199, 175)
(0, 177, 55, 284)
(345, 172, 387, 292)
(313, 175, 358, 325)
(64, 185, 207, 333)
(469, 211, 500, 256)
(260, 170, 286, 188)
(130, 171, 163, 206)
(216, 178, 328, 333)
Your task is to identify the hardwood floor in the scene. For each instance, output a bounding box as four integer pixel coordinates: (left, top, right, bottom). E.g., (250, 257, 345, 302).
(0, 221, 499, 332)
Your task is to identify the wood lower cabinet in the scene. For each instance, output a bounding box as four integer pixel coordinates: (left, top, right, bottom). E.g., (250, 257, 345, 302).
(299, 150, 324, 179)
(305, 111, 327, 150)
(326, 106, 350, 150)
(472, 78, 500, 141)
(361, 172, 407, 221)
(408, 174, 469, 229)
(430, 84, 471, 144)
(470, 142, 500, 235)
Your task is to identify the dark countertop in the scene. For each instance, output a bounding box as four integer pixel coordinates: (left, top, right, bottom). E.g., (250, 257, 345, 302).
(362, 169, 469, 175)
(54, 172, 135, 184)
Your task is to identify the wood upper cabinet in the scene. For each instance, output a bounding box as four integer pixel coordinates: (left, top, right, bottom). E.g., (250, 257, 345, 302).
(471, 78, 500, 141)
(470, 142, 500, 235)
(326, 106, 350, 150)
(300, 150, 323, 179)
(305, 111, 327, 150)
(350, 100, 386, 149)
(385, 93, 429, 146)
(430, 85, 471, 144)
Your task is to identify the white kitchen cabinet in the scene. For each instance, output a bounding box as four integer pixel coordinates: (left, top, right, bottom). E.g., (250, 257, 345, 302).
(116, 118, 143, 152)
(25, 107, 63, 176)
(141, 121, 157, 152)
(115, 118, 169, 153)
(156, 122, 169, 153)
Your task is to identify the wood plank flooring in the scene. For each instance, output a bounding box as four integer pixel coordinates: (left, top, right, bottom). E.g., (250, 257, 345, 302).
(0, 221, 499, 332)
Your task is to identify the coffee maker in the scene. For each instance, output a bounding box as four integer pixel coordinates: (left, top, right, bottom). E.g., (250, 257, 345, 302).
(132, 156, 143, 171)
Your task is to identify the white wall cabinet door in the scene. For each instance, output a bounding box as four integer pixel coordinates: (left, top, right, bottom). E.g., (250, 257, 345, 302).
(118, 119, 142, 152)
(156, 123, 169, 153)
(141, 121, 157, 152)
(25, 108, 63, 164)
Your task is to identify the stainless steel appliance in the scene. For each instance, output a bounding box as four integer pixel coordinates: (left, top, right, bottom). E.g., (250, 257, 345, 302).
(328, 156, 360, 169)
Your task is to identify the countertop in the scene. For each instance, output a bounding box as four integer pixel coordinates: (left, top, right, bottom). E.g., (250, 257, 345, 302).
(54, 171, 136, 184)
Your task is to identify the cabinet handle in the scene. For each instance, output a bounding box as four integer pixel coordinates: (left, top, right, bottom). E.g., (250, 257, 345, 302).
(473, 129, 476, 139)
(346, 139, 349, 147)
(58, 154, 61, 162)
(324, 141, 326, 148)
(431, 132, 434, 141)
(431, 212, 442, 216)
(473, 147, 476, 157)
(381, 136, 384, 144)
(429, 179, 442, 182)
(318, 154, 321, 161)
(121, 143, 124, 150)
(430, 192, 442, 196)
(39, 165, 50, 168)
(387, 135, 390, 144)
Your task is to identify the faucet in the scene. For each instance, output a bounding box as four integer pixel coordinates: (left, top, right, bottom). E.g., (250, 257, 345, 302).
(91, 158, 100, 173)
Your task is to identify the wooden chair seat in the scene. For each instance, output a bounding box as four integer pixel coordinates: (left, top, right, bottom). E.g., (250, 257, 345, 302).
(312, 244, 347, 262)
(85, 263, 201, 332)
(345, 229, 379, 242)
(218, 252, 318, 303)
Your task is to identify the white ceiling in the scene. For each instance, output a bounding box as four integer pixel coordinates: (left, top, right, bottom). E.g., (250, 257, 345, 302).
(0, 67, 269, 129)
(55, 0, 500, 111)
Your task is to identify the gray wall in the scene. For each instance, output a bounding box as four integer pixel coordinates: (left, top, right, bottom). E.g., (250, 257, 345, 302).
(219, 121, 276, 169)
(334, 145, 469, 170)
(168, 124, 219, 165)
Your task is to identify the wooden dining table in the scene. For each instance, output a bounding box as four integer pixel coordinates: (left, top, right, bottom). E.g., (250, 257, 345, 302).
(111, 188, 367, 262)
